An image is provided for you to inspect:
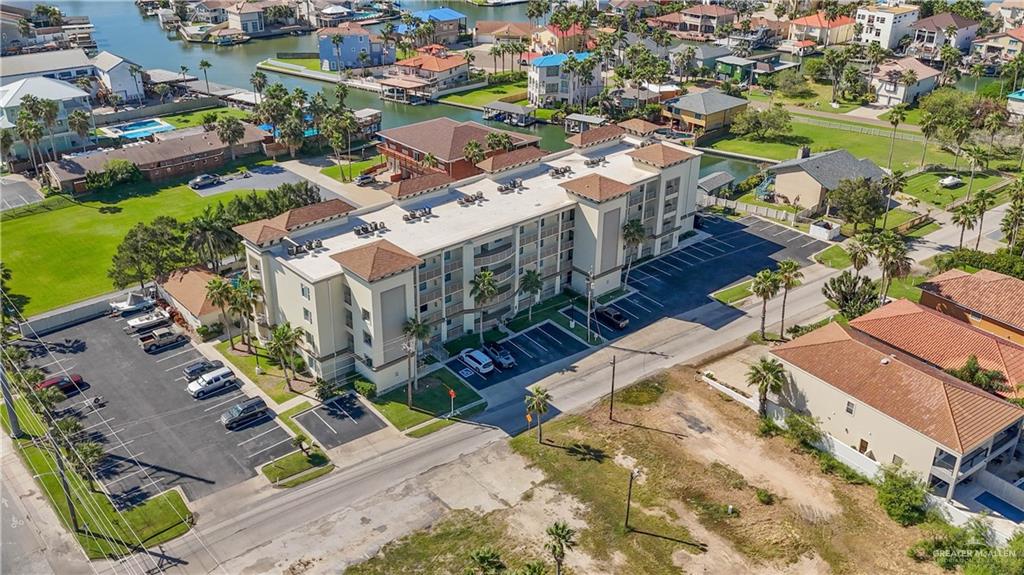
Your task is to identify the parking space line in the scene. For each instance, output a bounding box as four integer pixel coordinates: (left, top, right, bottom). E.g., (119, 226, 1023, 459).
(520, 331, 549, 352)
(655, 257, 685, 272)
(326, 397, 358, 424)
(646, 262, 674, 276)
(164, 358, 200, 371)
(82, 417, 114, 431)
(155, 347, 196, 363)
(632, 269, 661, 282)
(203, 392, 244, 412)
(696, 241, 727, 254)
(507, 339, 535, 359)
(772, 227, 790, 237)
(800, 239, 818, 248)
(675, 251, 705, 265)
(175, 376, 187, 381)
(690, 245, 718, 259)
(250, 437, 293, 458)
(312, 410, 339, 433)
(661, 253, 693, 267)
(706, 236, 734, 249)
(237, 427, 280, 446)
(624, 298, 653, 314)
(103, 467, 148, 485)
(634, 291, 665, 308)
(95, 453, 143, 474)
(627, 276, 649, 288)
(611, 303, 639, 319)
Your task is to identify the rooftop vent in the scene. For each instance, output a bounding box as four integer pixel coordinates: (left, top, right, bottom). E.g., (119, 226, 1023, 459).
(880, 357, 890, 366)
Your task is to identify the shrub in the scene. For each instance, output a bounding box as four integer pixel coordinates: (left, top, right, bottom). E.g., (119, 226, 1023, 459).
(681, 230, 697, 239)
(616, 372, 669, 405)
(354, 378, 376, 399)
(784, 413, 822, 449)
(876, 464, 928, 526)
(290, 355, 307, 375)
(814, 451, 869, 485)
(934, 248, 1024, 280)
(486, 70, 526, 84)
(757, 416, 783, 437)
(196, 322, 223, 341)
(907, 517, 991, 569)
(755, 488, 775, 505)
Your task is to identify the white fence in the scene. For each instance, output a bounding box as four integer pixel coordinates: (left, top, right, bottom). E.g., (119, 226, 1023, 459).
(700, 374, 758, 411)
(699, 194, 798, 224)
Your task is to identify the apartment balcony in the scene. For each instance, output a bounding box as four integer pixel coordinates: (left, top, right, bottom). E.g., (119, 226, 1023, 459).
(446, 300, 464, 315)
(444, 258, 463, 273)
(474, 244, 514, 267)
(420, 263, 442, 282)
(540, 243, 560, 259)
(420, 287, 442, 303)
(541, 224, 559, 239)
(519, 230, 538, 244)
(421, 308, 443, 324)
(561, 219, 573, 232)
(628, 193, 643, 207)
(520, 251, 537, 265)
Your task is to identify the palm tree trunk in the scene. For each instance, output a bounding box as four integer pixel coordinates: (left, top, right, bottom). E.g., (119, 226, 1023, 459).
(959, 224, 966, 249)
(222, 305, 234, 348)
(886, 128, 896, 170)
(45, 126, 57, 162)
(406, 353, 413, 407)
(920, 136, 928, 167)
(976, 212, 986, 250)
(966, 165, 977, 203)
(780, 288, 789, 340)
(760, 298, 767, 338)
(536, 415, 543, 443)
(347, 133, 353, 181)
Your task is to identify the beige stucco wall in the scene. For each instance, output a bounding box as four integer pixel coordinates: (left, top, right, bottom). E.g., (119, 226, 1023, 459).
(774, 169, 825, 210)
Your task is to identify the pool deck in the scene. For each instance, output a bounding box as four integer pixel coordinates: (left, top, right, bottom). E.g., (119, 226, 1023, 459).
(99, 118, 176, 139)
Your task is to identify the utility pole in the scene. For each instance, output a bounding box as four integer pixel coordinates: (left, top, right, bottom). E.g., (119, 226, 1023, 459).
(608, 355, 616, 422)
(586, 267, 594, 343)
(0, 366, 22, 438)
(624, 468, 639, 531)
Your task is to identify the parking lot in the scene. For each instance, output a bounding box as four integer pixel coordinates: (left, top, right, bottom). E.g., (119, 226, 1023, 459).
(18, 315, 294, 505)
(293, 393, 387, 451)
(447, 323, 590, 390)
(189, 164, 306, 197)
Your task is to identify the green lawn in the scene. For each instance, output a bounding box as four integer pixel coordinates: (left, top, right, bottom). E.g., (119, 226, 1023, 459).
(320, 156, 382, 182)
(839, 207, 918, 237)
(442, 328, 503, 355)
(886, 275, 926, 303)
(512, 99, 557, 121)
(160, 106, 251, 129)
(879, 106, 924, 126)
(507, 293, 600, 344)
(279, 464, 335, 487)
(2, 405, 193, 558)
(709, 122, 956, 169)
(370, 368, 483, 431)
(814, 245, 852, 269)
(406, 404, 487, 438)
(904, 221, 941, 238)
(902, 170, 1005, 208)
(746, 82, 863, 114)
(712, 280, 752, 305)
(439, 81, 528, 107)
(1, 163, 269, 316)
(263, 448, 330, 483)
(736, 192, 799, 213)
(277, 57, 322, 72)
(214, 340, 299, 404)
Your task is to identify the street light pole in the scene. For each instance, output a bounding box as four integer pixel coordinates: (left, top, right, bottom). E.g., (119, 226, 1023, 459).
(586, 267, 593, 343)
(0, 366, 22, 438)
(608, 355, 616, 422)
(624, 468, 638, 531)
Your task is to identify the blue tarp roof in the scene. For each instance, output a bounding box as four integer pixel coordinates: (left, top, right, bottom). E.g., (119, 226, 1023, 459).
(531, 52, 591, 67)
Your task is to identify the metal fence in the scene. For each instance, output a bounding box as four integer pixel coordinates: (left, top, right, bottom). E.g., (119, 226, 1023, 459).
(790, 115, 925, 143)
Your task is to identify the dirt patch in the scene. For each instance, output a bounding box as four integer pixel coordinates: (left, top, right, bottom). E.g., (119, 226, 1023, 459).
(700, 343, 771, 397)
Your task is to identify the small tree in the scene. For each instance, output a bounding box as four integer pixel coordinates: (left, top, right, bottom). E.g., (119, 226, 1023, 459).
(519, 269, 543, 321)
(621, 219, 645, 285)
(946, 355, 1009, 394)
(876, 464, 928, 526)
(822, 270, 878, 318)
(292, 433, 310, 455)
(402, 317, 430, 407)
(545, 521, 577, 575)
(524, 387, 551, 444)
(776, 259, 803, 339)
(206, 278, 235, 347)
(69, 441, 105, 492)
(470, 270, 499, 345)
(746, 357, 786, 418)
(216, 116, 246, 161)
(467, 547, 506, 575)
(751, 269, 781, 340)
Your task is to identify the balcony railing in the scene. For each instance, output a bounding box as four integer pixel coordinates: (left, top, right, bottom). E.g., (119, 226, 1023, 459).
(420, 287, 442, 303)
(561, 219, 573, 232)
(540, 244, 560, 259)
(444, 258, 463, 273)
(446, 300, 464, 314)
(475, 245, 514, 267)
(520, 230, 538, 244)
(420, 264, 442, 282)
(421, 309, 442, 323)
(541, 225, 559, 239)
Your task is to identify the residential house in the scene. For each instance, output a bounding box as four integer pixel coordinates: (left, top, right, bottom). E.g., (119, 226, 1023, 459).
(869, 57, 940, 106)
(715, 55, 755, 83)
(771, 322, 1024, 503)
(609, 31, 671, 67)
(0, 77, 93, 162)
(474, 21, 539, 44)
(389, 50, 469, 94)
(45, 123, 268, 193)
(679, 5, 737, 37)
(159, 267, 226, 329)
(235, 135, 702, 390)
(226, 0, 298, 35)
(527, 52, 603, 108)
(767, 148, 885, 211)
(919, 269, 1024, 345)
(787, 11, 856, 49)
(193, 0, 232, 23)
(1009, 89, 1024, 125)
(395, 7, 467, 47)
(849, 298, 1024, 398)
(972, 26, 1024, 63)
(988, 0, 1024, 32)
(1, 5, 32, 51)
(855, 3, 920, 50)
(317, 22, 393, 71)
(91, 51, 145, 103)
(354, 107, 382, 140)
(669, 43, 732, 72)
(533, 23, 588, 53)
(376, 117, 540, 180)
(617, 118, 661, 138)
(662, 89, 748, 132)
(908, 13, 979, 60)
(563, 113, 608, 134)
(608, 0, 660, 16)
(0, 48, 95, 86)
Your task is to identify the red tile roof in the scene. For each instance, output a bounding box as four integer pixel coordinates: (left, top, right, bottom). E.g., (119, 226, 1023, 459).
(559, 173, 633, 203)
(627, 142, 698, 168)
(791, 11, 855, 29)
(160, 267, 220, 318)
(681, 5, 737, 17)
(395, 52, 467, 73)
(546, 23, 585, 37)
(384, 172, 454, 199)
(330, 239, 423, 282)
(850, 299, 1024, 397)
(476, 146, 547, 173)
(921, 269, 1024, 330)
(233, 199, 356, 245)
(565, 124, 624, 148)
(616, 118, 661, 136)
(379, 118, 539, 162)
(772, 322, 1024, 454)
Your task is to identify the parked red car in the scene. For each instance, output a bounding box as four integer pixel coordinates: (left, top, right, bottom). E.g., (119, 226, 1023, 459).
(36, 374, 84, 394)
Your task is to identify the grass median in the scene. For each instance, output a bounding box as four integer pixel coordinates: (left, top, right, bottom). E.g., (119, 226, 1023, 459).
(814, 245, 851, 269)
(263, 448, 330, 484)
(370, 367, 483, 431)
(160, 106, 250, 129)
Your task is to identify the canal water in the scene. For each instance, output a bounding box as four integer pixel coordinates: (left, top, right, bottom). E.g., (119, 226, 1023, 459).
(19, 0, 760, 177)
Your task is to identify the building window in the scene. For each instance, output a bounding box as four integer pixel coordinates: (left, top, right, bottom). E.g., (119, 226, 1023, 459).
(303, 308, 312, 322)
(301, 284, 311, 300)
(892, 455, 904, 466)
(363, 331, 372, 346)
(420, 304, 428, 313)
(419, 281, 427, 291)
(445, 294, 452, 304)
(362, 308, 370, 321)
(444, 272, 452, 282)
(845, 401, 855, 414)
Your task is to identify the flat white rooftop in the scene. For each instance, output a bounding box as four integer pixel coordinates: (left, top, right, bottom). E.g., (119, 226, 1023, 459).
(277, 138, 690, 282)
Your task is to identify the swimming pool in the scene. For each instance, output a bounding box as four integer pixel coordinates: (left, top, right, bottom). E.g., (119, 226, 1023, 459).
(975, 492, 1024, 523)
(101, 118, 176, 139)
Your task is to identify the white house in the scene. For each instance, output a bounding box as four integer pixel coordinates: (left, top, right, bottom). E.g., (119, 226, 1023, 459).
(0, 77, 93, 160)
(855, 3, 919, 50)
(91, 51, 145, 104)
(527, 52, 603, 108)
(989, 0, 1024, 32)
(908, 12, 980, 60)
(870, 57, 940, 106)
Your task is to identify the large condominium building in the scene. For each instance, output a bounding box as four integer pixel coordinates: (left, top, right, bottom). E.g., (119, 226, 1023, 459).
(855, 3, 920, 50)
(235, 127, 702, 391)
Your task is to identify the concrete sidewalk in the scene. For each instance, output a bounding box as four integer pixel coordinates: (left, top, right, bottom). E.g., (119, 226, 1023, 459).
(279, 158, 392, 208)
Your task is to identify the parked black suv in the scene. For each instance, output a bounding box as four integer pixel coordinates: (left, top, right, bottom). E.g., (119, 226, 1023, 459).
(595, 306, 629, 330)
(220, 397, 269, 430)
(183, 359, 224, 381)
(484, 342, 516, 369)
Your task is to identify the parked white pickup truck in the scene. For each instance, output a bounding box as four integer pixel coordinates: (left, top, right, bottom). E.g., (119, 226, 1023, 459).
(139, 327, 186, 354)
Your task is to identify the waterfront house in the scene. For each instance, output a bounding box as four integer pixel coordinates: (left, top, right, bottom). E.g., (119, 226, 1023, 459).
(787, 11, 856, 49)
(317, 22, 393, 71)
(855, 3, 919, 50)
(193, 0, 232, 24)
(662, 89, 747, 132)
(715, 55, 756, 83)
(532, 23, 588, 54)
(0, 77, 93, 162)
(563, 113, 608, 135)
(771, 322, 1024, 503)
(227, 2, 266, 34)
(919, 269, 1024, 345)
(1009, 89, 1024, 125)
(608, 0, 659, 16)
(988, 0, 1024, 31)
(767, 148, 884, 211)
(679, 5, 737, 37)
(527, 52, 603, 108)
(972, 26, 1024, 63)
(869, 56, 940, 106)
(395, 7, 467, 47)
(907, 13, 979, 60)
(474, 21, 539, 44)
(91, 51, 145, 104)
(354, 108, 382, 140)
(388, 50, 468, 95)
(697, 171, 734, 196)
(849, 299, 1024, 399)
(45, 123, 268, 193)
(669, 43, 732, 72)
(0, 48, 94, 86)
(377, 117, 540, 180)
(1, 5, 32, 51)
(159, 267, 225, 330)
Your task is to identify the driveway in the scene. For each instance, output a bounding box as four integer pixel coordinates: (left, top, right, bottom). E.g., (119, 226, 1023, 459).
(447, 323, 590, 390)
(190, 164, 306, 197)
(18, 315, 294, 505)
(0, 175, 42, 211)
(293, 393, 386, 451)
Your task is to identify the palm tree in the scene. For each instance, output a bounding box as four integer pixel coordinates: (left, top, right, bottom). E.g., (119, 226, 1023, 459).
(467, 548, 506, 575)
(470, 270, 499, 344)
(330, 34, 345, 79)
(962, 144, 989, 203)
(971, 62, 986, 93)
(292, 433, 310, 455)
(919, 112, 939, 168)
(70, 442, 105, 492)
(187, 205, 231, 271)
(885, 104, 906, 171)
(338, 111, 358, 181)
(751, 269, 781, 340)
(982, 111, 1004, 154)
(621, 219, 645, 285)
(949, 118, 971, 174)
(951, 203, 978, 249)
(545, 521, 577, 575)
(1002, 197, 1024, 255)
(524, 387, 551, 443)
(463, 139, 485, 166)
(880, 170, 907, 229)
(280, 115, 306, 159)
(972, 189, 997, 250)
(250, 71, 268, 105)
(179, 64, 189, 82)
(27, 387, 65, 418)
(198, 59, 212, 94)
(15, 112, 43, 176)
(746, 357, 786, 418)
(872, 231, 911, 304)
(776, 260, 803, 340)
(234, 278, 262, 353)
(67, 109, 91, 153)
(402, 317, 430, 407)
(128, 64, 144, 103)
(38, 99, 59, 162)
(269, 322, 303, 390)
(207, 278, 236, 347)
(519, 269, 543, 321)
(216, 116, 246, 161)
(489, 43, 502, 72)
(847, 237, 871, 276)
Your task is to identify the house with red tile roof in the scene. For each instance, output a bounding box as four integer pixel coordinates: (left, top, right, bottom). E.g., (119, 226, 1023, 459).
(919, 269, 1024, 345)
(972, 25, 1024, 62)
(788, 11, 856, 47)
(533, 23, 588, 53)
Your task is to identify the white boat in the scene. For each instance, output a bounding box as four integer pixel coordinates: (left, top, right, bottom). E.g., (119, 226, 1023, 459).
(939, 175, 963, 188)
(123, 308, 170, 333)
(110, 292, 154, 314)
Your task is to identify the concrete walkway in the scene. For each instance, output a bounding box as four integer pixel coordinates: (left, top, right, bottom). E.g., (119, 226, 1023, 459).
(279, 158, 392, 208)
(749, 99, 922, 132)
